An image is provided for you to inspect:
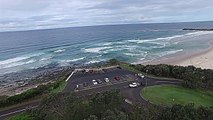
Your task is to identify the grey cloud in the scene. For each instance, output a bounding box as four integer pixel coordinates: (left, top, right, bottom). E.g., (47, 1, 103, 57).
(0, 0, 213, 32)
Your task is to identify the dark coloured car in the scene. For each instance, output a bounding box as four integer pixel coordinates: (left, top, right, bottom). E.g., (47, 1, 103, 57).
(117, 66, 122, 69)
(114, 76, 120, 81)
(97, 79, 102, 84)
(102, 69, 107, 72)
(82, 69, 86, 73)
(89, 70, 94, 73)
(83, 82, 89, 87)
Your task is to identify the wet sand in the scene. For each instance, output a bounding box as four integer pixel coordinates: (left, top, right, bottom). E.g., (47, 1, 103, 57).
(143, 41, 213, 70)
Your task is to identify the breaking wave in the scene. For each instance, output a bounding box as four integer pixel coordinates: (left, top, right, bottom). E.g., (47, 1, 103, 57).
(40, 57, 53, 61)
(83, 47, 113, 53)
(54, 49, 66, 53)
(0, 52, 44, 69)
(0, 59, 36, 69)
(69, 57, 85, 62)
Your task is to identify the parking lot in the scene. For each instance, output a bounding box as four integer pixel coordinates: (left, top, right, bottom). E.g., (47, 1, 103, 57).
(64, 67, 143, 93)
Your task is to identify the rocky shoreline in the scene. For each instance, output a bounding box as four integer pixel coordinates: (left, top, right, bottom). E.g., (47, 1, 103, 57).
(0, 65, 74, 96)
(0, 61, 108, 96)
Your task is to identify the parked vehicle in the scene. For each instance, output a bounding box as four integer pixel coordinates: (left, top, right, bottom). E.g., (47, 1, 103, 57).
(129, 82, 140, 88)
(97, 79, 102, 84)
(83, 82, 89, 87)
(92, 80, 98, 85)
(114, 76, 120, 81)
(104, 77, 110, 82)
(117, 66, 122, 69)
(76, 84, 79, 89)
(102, 69, 107, 72)
(75, 84, 79, 91)
(138, 73, 145, 78)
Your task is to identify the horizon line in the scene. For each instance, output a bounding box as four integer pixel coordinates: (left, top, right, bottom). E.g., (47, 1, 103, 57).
(1, 20, 213, 33)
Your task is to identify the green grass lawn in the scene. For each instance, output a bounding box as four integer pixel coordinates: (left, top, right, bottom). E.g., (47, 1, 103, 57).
(8, 113, 33, 120)
(141, 85, 213, 107)
(51, 80, 67, 94)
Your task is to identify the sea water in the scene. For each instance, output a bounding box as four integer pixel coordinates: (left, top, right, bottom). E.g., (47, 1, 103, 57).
(0, 22, 213, 75)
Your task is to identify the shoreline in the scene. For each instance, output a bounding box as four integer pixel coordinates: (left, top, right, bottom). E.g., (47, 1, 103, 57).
(143, 41, 213, 69)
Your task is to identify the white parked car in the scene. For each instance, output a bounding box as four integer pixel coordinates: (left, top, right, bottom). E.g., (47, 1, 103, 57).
(85, 69, 90, 73)
(75, 84, 79, 91)
(129, 82, 140, 88)
(92, 80, 98, 85)
(104, 77, 110, 82)
(76, 84, 79, 88)
(138, 73, 145, 78)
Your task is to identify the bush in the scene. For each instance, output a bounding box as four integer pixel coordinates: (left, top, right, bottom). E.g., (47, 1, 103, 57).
(133, 64, 213, 89)
(8, 113, 33, 120)
(0, 80, 65, 108)
(158, 104, 213, 120)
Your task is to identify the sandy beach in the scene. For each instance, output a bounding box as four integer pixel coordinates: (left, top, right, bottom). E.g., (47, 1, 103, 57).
(143, 41, 213, 70)
(173, 45, 213, 69)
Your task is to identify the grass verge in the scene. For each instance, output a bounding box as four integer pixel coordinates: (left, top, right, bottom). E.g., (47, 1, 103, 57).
(141, 85, 213, 107)
(7, 113, 33, 120)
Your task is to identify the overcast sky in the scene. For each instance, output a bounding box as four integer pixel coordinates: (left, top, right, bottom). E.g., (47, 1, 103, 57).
(0, 0, 213, 31)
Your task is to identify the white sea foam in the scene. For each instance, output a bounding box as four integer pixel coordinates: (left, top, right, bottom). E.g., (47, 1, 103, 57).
(126, 31, 213, 44)
(86, 60, 100, 64)
(184, 31, 213, 36)
(69, 57, 85, 62)
(40, 57, 53, 61)
(124, 53, 141, 56)
(0, 52, 44, 66)
(0, 59, 36, 69)
(157, 49, 183, 57)
(103, 42, 113, 46)
(0, 56, 30, 66)
(127, 35, 183, 44)
(102, 48, 123, 54)
(166, 49, 183, 54)
(84, 46, 113, 53)
(54, 49, 66, 53)
(140, 58, 145, 61)
(118, 45, 138, 49)
(115, 41, 128, 44)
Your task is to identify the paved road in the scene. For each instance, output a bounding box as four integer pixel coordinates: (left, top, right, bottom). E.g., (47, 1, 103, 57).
(0, 67, 181, 120)
(0, 101, 39, 120)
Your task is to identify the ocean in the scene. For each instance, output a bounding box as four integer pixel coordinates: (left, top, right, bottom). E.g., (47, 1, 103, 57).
(1, 21, 213, 75)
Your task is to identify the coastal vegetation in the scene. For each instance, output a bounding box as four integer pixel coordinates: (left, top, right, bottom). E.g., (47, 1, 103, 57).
(129, 64, 213, 89)
(10, 90, 213, 120)
(0, 79, 66, 108)
(141, 85, 213, 107)
(8, 113, 33, 120)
